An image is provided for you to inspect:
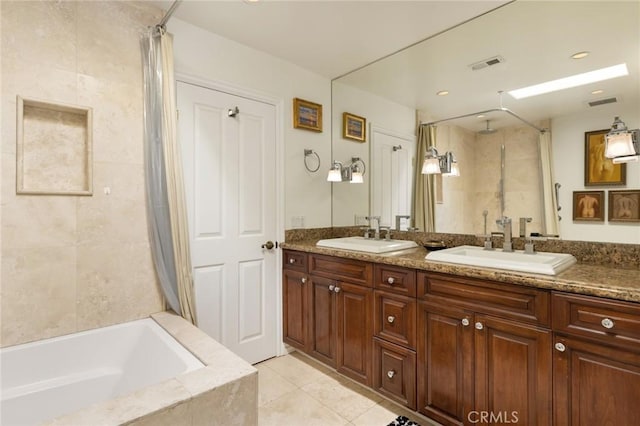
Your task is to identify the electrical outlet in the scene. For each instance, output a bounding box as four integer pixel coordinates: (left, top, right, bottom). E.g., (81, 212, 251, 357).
(291, 216, 305, 229)
(354, 215, 368, 226)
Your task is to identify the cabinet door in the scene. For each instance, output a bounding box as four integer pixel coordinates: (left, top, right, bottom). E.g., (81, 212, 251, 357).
(282, 269, 309, 351)
(336, 281, 373, 385)
(417, 301, 474, 426)
(374, 337, 417, 410)
(554, 335, 640, 426)
(474, 314, 552, 426)
(309, 275, 337, 367)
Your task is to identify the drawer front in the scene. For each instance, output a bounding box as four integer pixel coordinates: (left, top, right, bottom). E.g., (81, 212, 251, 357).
(418, 272, 550, 326)
(374, 264, 416, 297)
(309, 254, 372, 286)
(284, 250, 307, 272)
(373, 337, 416, 410)
(374, 291, 416, 349)
(552, 292, 640, 348)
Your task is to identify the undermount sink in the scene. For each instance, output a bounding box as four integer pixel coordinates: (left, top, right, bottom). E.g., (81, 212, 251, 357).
(425, 245, 577, 276)
(316, 236, 418, 254)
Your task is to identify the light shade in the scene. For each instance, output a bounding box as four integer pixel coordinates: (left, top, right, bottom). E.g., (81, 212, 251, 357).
(350, 171, 364, 183)
(421, 157, 441, 174)
(327, 168, 342, 182)
(508, 63, 628, 99)
(443, 162, 460, 177)
(605, 133, 636, 158)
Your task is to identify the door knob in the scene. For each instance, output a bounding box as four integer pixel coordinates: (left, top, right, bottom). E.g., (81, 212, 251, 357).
(387, 277, 395, 284)
(461, 318, 470, 326)
(387, 316, 396, 323)
(261, 241, 275, 250)
(387, 370, 396, 379)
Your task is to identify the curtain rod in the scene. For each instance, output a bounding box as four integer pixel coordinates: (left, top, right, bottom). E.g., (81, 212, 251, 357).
(158, 0, 183, 28)
(422, 107, 547, 133)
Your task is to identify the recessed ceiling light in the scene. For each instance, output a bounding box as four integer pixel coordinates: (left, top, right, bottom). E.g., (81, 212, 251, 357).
(477, 114, 485, 119)
(571, 51, 590, 59)
(437, 90, 449, 96)
(591, 89, 604, 95)
(508, 63, 628, 99)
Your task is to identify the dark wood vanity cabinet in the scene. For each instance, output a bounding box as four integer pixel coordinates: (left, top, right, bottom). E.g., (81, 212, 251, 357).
(283, 251, 374, 386)
(552, 292, 640, 425)
(417, 272, 552, 426)
(283, 249, 640, 426)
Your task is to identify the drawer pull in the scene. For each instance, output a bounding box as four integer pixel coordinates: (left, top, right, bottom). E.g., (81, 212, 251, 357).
(461, 318, 470, 326)
(387, 277, 395, 285)
(601, 318, 615, 329)
(289, 258, 296, 264)
(334, 286, 341, 293)
(387, 370, 396, 379)
(301, 277, 307, 284)
(555, 342, 566, 352)
(387, 315, 396, 324)
(475, 322, 484, 330)
(329, 284, 335, 291)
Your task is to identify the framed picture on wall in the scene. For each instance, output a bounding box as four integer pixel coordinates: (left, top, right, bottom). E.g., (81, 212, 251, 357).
(584, 129, 626, 186)
(342, 112, 366, 142)
(573, 190, 605, 222)
(293, 98, 322, 132)
(608, 190, 640, 223)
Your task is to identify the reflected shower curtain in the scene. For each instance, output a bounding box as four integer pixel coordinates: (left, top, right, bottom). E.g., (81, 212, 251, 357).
(412, 124, 436, 232)
(539, 131, 560, 236)
(141, 26, 196, 324)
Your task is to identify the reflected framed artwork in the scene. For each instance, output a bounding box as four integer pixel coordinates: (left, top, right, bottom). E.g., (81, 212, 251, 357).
(293, 98, 322, 132)
(342, 112, 366, 142)
(573, 190, 604, 222)
(584, 129, 626, 186)
(608, 190, 640, 223)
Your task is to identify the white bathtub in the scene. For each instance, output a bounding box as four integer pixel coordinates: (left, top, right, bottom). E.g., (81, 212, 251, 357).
(1, 318, 204, 425)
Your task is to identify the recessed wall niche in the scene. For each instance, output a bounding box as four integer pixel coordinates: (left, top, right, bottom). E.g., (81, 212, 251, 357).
(16, 96, 93, 195)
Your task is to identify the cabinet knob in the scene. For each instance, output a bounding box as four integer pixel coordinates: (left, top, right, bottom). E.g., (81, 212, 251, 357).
(387, 277, 395, 285)
(301, 277, 307, 284)
(387, 316, 396, 324)
(475, 322, 484, 330)
(555, 342, 566, 352)
(601, 318, 615, 329)
(334, 286, 341, 293)
(329, 284, 335, 291)
(461, 318, 470, 326)
(289, 258, 296, 264)
(387, 370, 396, 379)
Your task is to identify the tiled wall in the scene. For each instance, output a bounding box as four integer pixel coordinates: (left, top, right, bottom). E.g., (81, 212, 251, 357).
(1, 1, 165, 347)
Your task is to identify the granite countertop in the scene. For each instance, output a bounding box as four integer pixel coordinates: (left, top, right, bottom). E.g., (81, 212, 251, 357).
(281, 240, 640, 303)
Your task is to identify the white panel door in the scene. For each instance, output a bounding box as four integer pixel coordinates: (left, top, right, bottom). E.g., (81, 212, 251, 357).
(370, 125, 416, 227)
(178, 81, 278, 364)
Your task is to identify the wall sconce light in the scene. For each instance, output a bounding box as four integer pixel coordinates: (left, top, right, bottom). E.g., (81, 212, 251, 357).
(326, 157, 366, 183)
(605, 116, 639, 163)
(421, 147, 460, 176)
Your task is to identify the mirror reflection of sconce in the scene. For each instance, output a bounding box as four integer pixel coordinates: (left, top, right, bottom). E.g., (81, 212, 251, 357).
(327, 157, 366, 183)
(421, 147, 460, 176)
(303, 149, 321, 172)
(605, 116, 639, 164)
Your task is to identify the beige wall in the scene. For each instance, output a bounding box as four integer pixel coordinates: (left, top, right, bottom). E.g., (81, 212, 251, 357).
(1, 1, 165, 347)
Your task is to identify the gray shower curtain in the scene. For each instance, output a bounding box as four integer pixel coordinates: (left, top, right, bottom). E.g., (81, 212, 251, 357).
(141, 26, 196, 324)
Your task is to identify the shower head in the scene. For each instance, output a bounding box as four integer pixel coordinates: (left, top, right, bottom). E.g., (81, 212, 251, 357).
(478, 120, 497, 135)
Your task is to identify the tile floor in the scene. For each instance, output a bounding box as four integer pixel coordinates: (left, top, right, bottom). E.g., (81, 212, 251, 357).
(256, 351, 441, 426)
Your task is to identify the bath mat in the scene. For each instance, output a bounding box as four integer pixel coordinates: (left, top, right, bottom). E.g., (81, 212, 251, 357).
(387, 415, 421, 426)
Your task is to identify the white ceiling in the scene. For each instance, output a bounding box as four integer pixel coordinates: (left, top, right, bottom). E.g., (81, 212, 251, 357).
(151, 0, 639, 132)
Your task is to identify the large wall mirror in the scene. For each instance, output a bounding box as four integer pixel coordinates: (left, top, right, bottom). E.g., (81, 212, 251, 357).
(331, 1, 639, 244)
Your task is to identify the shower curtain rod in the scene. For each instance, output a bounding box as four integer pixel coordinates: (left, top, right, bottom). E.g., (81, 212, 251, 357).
(158, 0, 183, 28)
(422, 107, 547, 133)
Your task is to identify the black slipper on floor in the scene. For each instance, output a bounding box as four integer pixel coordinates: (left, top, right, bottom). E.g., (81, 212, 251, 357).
(387, 415, 421, 426)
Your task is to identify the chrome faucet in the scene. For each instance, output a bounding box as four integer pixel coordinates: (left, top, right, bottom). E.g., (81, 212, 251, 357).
(365, 216, 381, 240)
(519, 217, 532, 237)
(496, 216, 513, 252)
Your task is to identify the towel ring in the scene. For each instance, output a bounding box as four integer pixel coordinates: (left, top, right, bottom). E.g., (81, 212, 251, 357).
(304, 149, 321, 173)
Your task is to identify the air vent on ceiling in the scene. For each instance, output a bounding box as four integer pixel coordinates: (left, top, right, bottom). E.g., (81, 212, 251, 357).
(588, 97, 618, 107)
(469, 55, 505, 71)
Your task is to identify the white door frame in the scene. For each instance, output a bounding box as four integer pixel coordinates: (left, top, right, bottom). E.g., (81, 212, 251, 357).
(176, 72, 287, 357)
